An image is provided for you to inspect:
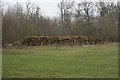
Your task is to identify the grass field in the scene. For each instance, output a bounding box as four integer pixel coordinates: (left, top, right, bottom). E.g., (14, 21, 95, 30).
(2, 43, 118, 78)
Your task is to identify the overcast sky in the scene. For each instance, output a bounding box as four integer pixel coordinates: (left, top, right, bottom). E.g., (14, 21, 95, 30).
(2, 0, 118, 18)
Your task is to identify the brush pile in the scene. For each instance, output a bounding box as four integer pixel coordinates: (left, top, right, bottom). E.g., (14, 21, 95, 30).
(22, 36, 104, 46)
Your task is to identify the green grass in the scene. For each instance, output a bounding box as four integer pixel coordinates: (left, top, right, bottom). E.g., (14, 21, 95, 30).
(2, 43, 118, 78)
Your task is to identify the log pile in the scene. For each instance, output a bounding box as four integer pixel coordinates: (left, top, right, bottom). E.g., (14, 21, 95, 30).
(21, 35, 104, 46)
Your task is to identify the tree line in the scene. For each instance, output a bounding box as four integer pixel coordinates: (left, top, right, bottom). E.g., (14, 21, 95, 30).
(1, 0, 119, 45)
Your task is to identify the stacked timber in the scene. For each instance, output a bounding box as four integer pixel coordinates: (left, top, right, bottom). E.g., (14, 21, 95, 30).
(21, 35, 104, 46)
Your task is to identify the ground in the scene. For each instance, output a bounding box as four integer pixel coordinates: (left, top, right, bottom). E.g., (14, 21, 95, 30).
(2, 43, 118, 78)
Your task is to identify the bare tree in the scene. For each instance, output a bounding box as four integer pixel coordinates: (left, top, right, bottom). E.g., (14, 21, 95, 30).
(0, 1, 2, 47)
(14, 2, 24, 41)
(96, 2, 118, 41)
(75, 2, 96, 36)
(58, 0, 74, 35)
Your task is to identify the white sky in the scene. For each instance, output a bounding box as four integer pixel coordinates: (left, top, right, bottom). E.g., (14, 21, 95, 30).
(2, 0, 118, 18)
